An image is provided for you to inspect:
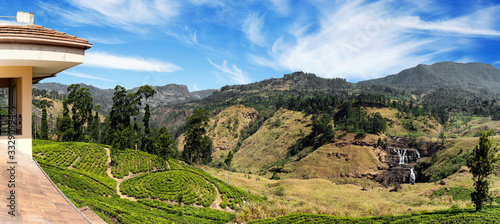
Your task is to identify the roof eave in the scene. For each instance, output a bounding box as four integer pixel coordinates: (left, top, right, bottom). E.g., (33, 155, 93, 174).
(0, 36, 92, 49)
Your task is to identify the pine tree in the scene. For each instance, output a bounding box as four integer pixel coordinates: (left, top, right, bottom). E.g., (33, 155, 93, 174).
(39, 99, 52, 140)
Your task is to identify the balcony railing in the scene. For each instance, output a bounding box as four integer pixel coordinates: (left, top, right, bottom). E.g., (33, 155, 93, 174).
(0, 107, 22, 136)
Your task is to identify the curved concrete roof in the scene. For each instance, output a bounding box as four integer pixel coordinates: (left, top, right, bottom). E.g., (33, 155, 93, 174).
(0, 24, 92, 82)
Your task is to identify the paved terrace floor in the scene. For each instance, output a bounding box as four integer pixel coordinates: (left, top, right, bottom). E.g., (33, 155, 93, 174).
(0, 142, 91, 223)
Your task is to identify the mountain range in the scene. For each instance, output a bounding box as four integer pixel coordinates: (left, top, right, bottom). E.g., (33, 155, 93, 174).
(357, 61, 500, 93)
(33, 82, 217, 113)
(34, 61, 500, 114)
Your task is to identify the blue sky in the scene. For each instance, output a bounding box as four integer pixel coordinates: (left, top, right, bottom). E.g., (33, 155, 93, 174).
(2, 0, 500, 91)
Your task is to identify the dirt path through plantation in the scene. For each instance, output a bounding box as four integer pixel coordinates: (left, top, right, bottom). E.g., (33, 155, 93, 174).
(104, 147, 173, 202)
(104, 147, 139, 201)
(103, 147, 233, 212)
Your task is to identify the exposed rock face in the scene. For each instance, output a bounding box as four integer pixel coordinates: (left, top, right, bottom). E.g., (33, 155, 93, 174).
(376, 137, 426, 187)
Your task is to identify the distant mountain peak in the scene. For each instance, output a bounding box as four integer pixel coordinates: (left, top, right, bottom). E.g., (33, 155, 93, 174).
(33, 82, 217, 113)
(358, 61, 500, 93)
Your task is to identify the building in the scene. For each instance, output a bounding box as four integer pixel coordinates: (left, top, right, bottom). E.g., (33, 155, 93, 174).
(0, 12, 104, 223)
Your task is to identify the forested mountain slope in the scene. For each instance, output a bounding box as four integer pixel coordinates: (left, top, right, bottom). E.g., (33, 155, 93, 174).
(358, 62, 500, 93)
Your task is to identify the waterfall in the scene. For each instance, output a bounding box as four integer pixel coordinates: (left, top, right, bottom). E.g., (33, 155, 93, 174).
(415, 150, 421, 161)
(393, 148, 408, 165)
(410, 168, 416, 185)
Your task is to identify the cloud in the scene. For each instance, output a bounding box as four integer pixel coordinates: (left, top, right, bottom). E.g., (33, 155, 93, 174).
(242, 13, 266, 46)
(396, 15, 500, 36)
(269, 0, 289, 15)
(208, 58, 251, 84)
(165, 26, 199, 46)
(84, 36, 126, 45)
(84, 51, 182, 72)
(39, 0, 180, 32)
(61, 71, 114, 82)
(253, 0, 500, 81)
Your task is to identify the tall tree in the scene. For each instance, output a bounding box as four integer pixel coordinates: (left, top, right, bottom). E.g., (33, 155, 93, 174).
(110, 86, 132, 130)
(65, 84, 93, 141)
(183, 109, 213, 165)
(57, 101, 74, 142)
(154, 126, 175, 169)
(136, 85, 156, 136)
(108, 86, 138, 148)
(466, 129, 499, 211)
(89, 105, 101, 142)
(224, 151, 233, 182)
(40, 99, 52, 140)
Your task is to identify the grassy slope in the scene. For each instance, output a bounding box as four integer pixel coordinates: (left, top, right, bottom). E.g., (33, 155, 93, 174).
(448, 114, 500, 137)
(365, 107, 442, 137)
(204, 165, 500, 223)
(33, 140, 252, 223)
(421, 136, 500, 181)
(232, 109, 312, 174)
(284, 133, 383, 180)
(207, 105, 258, 151)
(175, 105, 258, 163)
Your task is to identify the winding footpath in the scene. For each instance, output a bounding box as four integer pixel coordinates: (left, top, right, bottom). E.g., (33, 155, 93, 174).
(102, 147, 233, 212)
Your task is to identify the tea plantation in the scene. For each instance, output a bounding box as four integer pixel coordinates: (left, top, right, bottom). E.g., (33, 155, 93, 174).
(111, 148, 166, 178)
(33, 140, 499, 223)
(33, 140, 116, 189)
(248, 206, 500, 223)
(32, 140, 254, 223)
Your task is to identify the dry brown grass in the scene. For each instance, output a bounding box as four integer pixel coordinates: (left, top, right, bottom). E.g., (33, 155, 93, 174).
(175, 105, 257, 155)
(423, 136, 500, 178)
(202, 164, 500, 223)
(365, 107, 442, 137)
(284, 143, 382, 180)
(448, 115, 500, 137)
(232, 109, 312, 173)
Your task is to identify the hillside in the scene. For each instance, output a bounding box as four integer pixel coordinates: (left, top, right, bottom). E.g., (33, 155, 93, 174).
(34, 82, 217, 113)
(31, 64, 500, 223)
(152, 72, 353, 135)
(232, 109, 313, 174)
(358, 62, 500, 93)
(33, 140, 262, 223)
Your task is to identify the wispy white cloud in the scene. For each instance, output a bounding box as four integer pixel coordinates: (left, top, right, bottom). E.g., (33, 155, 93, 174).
(396, 15, 500, 36)
(61, 71, 114, 82)
(269, 0, 290, 16)
(84, 36, 126, 45)
(242, 13, 266, 46)
(188, 0, 223, 7)
(39, 0, 180, 32)
(165, 26, 199, 46)
(84, 51, 182, 72)
(252, 0, 500, 81)
(208, 58, 251, 84)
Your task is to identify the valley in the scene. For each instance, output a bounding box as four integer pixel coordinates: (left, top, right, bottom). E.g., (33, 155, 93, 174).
(30, 62, 500, 223)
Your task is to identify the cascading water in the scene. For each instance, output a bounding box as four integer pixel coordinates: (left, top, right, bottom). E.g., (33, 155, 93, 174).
(393, 148, 407, 165)
(415, 150, 420, 161)
(409, 168, 416, 184)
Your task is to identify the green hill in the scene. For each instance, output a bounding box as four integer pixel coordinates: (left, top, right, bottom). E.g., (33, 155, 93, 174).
(232, 109, 312, 174)
(33, 140, 263, 223)
(358, 62, 500, 93)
